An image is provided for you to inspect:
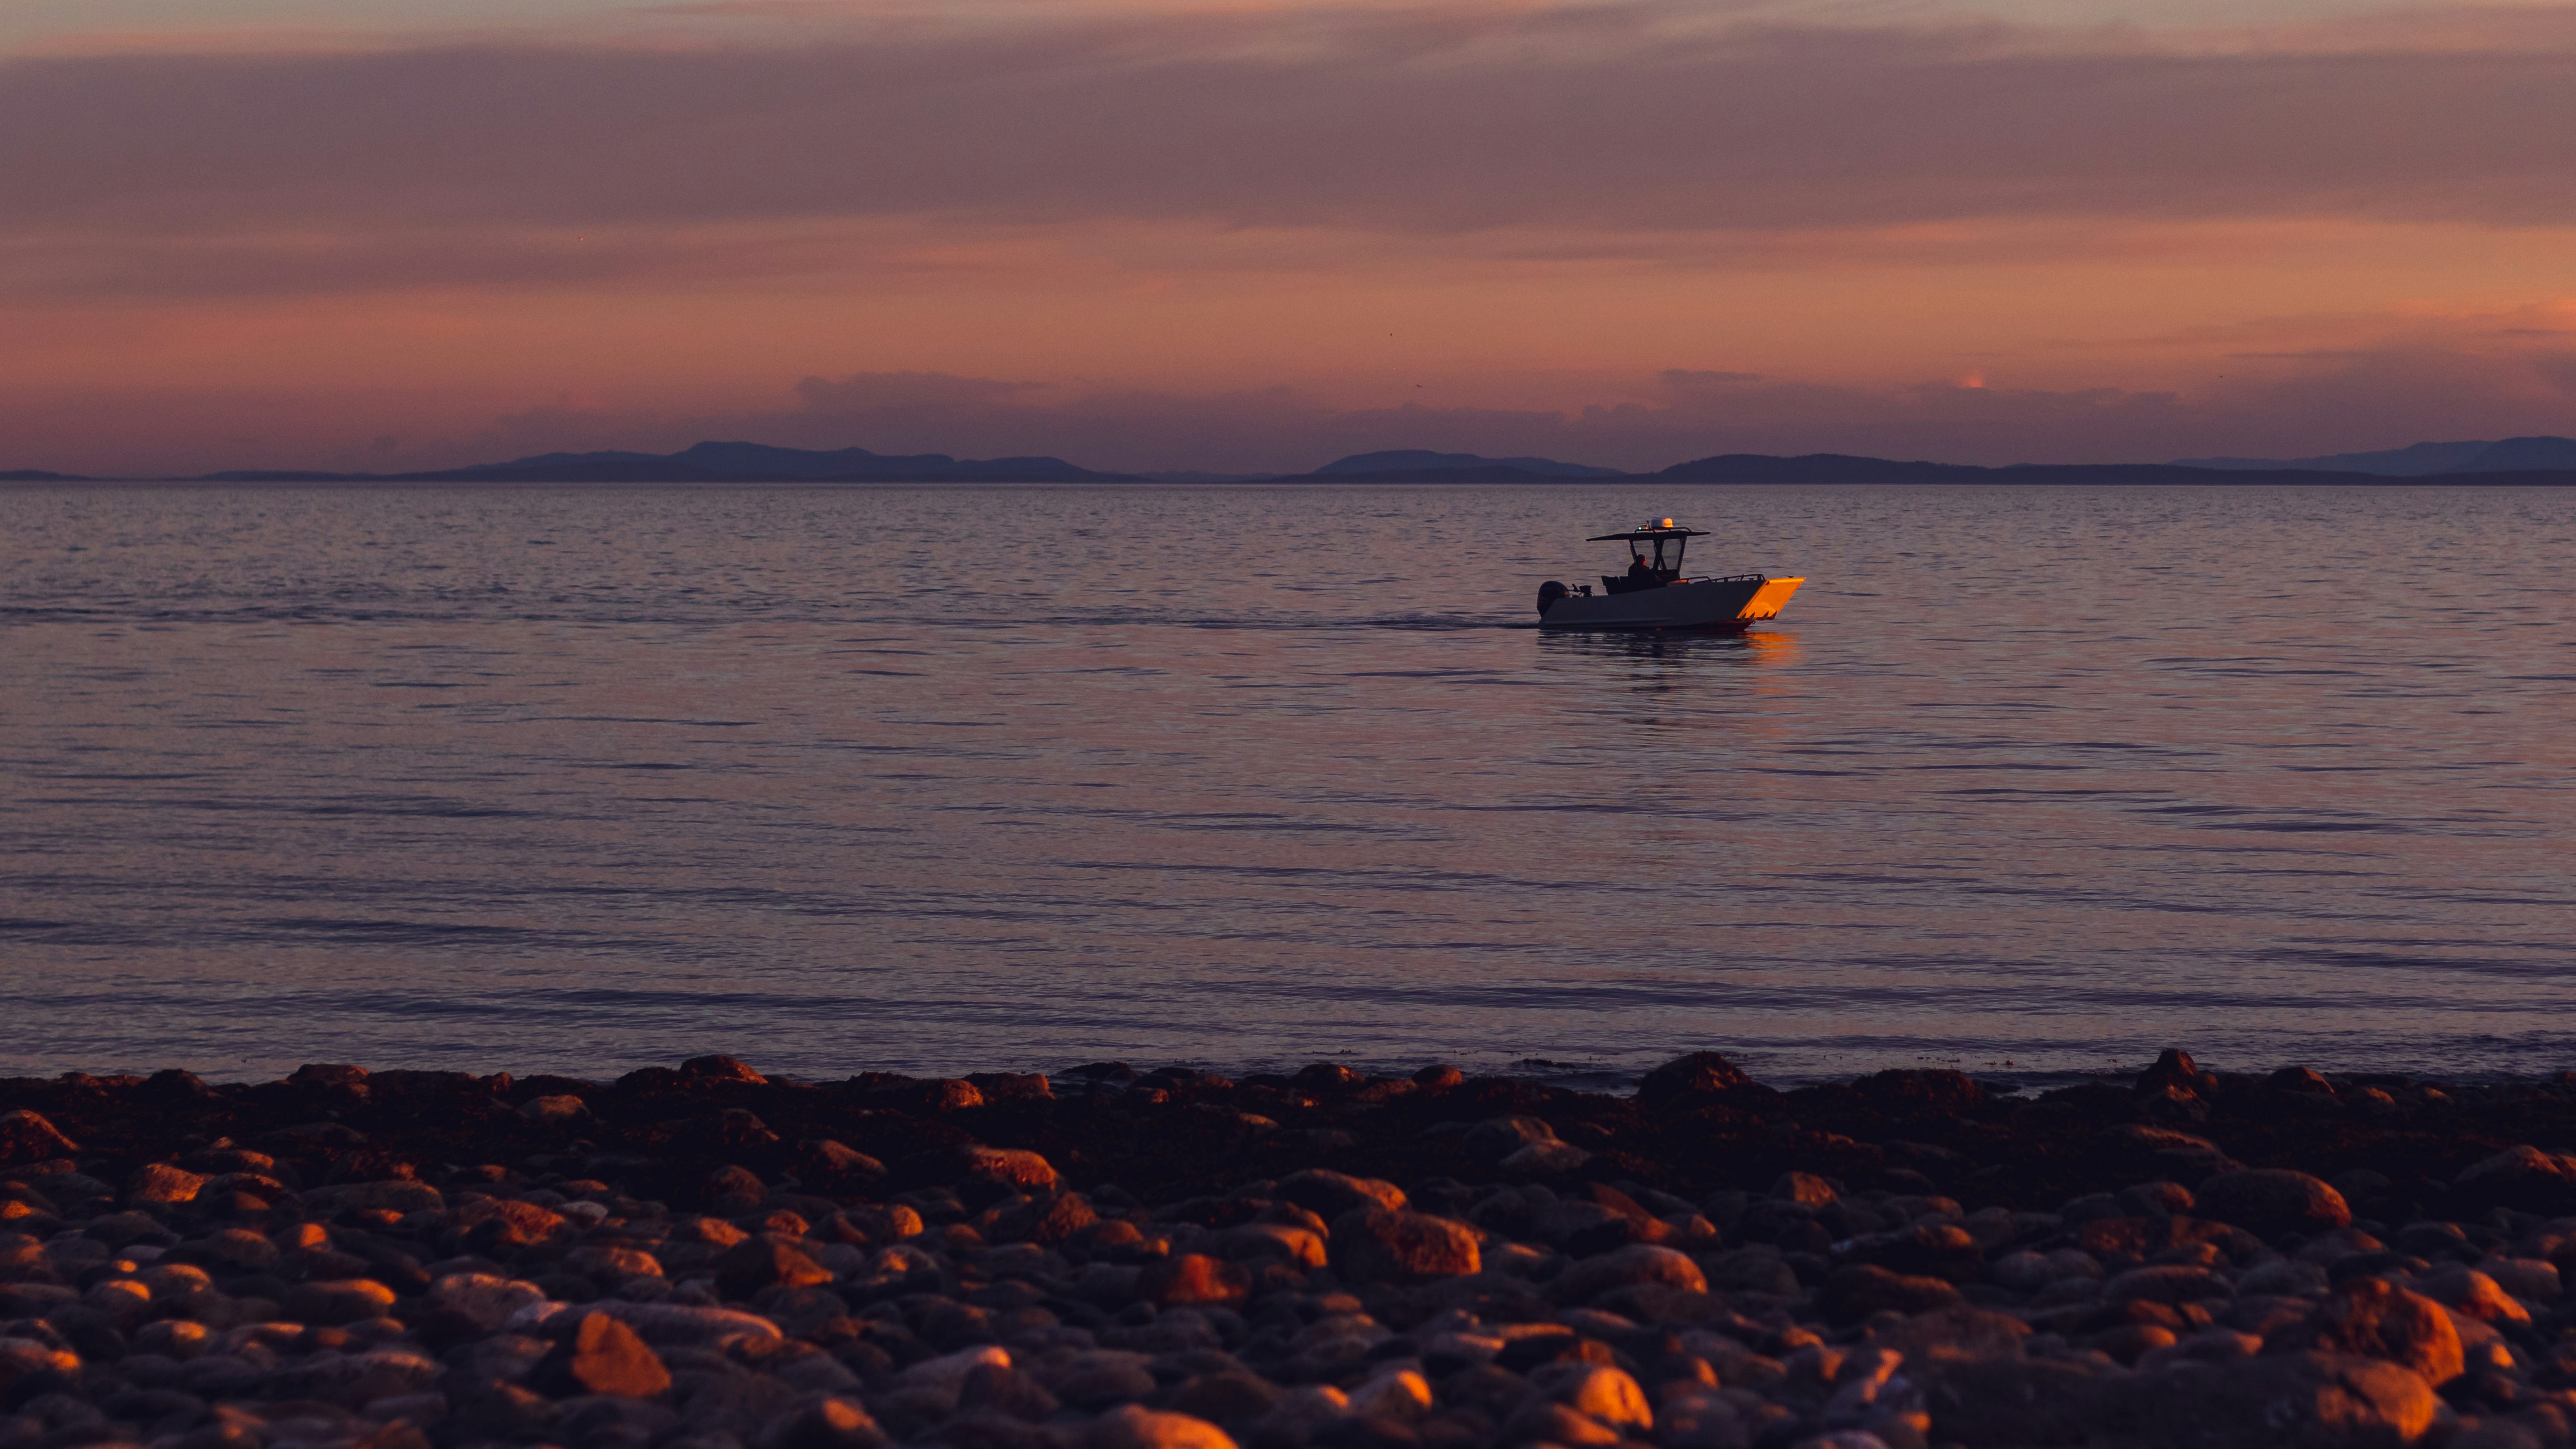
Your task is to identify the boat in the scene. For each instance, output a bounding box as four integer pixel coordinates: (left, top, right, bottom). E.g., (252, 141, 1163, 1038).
(1534, 519, 1804, 631)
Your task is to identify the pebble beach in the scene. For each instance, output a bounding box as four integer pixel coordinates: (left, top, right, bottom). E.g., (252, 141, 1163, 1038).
(6, 1050, 2576, 1449)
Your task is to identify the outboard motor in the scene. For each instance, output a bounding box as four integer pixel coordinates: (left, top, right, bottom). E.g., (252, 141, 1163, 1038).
(1536, 580, 1569, 616)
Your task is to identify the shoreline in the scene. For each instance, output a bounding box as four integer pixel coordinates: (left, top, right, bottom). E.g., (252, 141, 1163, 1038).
(17, 1051, 2576, 1212)
(15, 1050, 2571, 1100)
(5, 1050, 2574, 1448)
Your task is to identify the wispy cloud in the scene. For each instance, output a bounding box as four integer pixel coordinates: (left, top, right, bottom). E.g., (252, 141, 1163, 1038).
(10, 7, 2576, 246)
(7, 2, 2575, 472)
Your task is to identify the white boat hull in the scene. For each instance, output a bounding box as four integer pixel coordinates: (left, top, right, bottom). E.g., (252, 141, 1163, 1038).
(1538, 575, 1803, 631)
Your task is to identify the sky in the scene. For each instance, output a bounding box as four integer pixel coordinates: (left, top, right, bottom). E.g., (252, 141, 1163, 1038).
(5, 0, 2575, 475)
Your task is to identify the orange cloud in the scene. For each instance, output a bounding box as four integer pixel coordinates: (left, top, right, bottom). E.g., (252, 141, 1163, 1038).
(6, 3, 2576, 473)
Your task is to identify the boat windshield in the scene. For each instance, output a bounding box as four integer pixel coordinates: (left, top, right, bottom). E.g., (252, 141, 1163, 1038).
(1610, 534, 1690, 574)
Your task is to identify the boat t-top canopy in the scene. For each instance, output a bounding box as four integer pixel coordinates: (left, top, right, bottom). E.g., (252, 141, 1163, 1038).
(1587, 518, 1709, 542)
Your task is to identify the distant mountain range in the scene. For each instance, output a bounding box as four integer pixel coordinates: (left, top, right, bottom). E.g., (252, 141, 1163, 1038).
(1302, 447, 2576, 484)
(192, 441, 1140, 484)
(1652, 454, 2355, 484)
(2173, 436, 2576, 476)
(1306, 450, 1626, 480)
(10, 438, 2576, 486)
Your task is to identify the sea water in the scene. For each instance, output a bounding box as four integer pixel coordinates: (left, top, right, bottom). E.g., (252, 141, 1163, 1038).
(2, 481, 2570, 1086)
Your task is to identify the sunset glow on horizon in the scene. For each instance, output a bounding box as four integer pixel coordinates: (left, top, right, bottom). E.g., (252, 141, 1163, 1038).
(7, 0, 2576, 475)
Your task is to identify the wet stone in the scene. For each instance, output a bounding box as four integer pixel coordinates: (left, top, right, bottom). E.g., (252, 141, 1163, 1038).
(17, 1050, 2576, 1449)
(2193, 1169, 2352, 1237)
(1330, 1210, 1479, 1284)
(1136, 1255, 1251, 1308)
(716, 1237, 834, 1300)
(542, 1311, 674, 1398)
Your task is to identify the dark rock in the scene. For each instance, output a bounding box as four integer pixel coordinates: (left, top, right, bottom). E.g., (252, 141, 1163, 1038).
(283, 1278, 399, 1324)
(34, 1045, 2576, 1449)
(1088, 1404, 1236, 1449)
(127, 1163, 208, 1207)
(1276, 1169, 1405, 1217)
(681, 1055, 767, 1084)
(449, 1378, 561, 1441)
(2137, 1048, 2219, 1097)
(1534, 1199, 1648, 1257)
(288, 1062, 371, 1092)
(1916, 1354, 2101, 1446)
(140, 1070, 214, 1101)
(990, 1192, 1099, 1246)
(1460, 1118, 1555, 1163)
(1839, 1223, 1982, 1284)
(1494, 1330, 1606, 1374)
(1548, 1244, 1706, 1303)
(2109, 1123, 2238, 1179)
(2331, 1168, 2395, 1205)
(2117, 1181, 2195, 1218)
(2137, 1081, 2212, 1124)
(2282, 1278, 2464, 1386)
(1051, 1348, 1160, 1407)
(2073, 1215, 2258, 1263)
(706, 1164, 770, 1214)
(957, 1363, 1060, 1420)
(763, 1396, 890, 1449)
(557, 1397, 677, 1447)
(518, 1094, 591, 1126)
(933, 1411, 1061, 1449)
(1164, 1371, 1280, 1423)
(1850, 1069, 1985, 1114)
(1820, 1265, 1962, 1323)
(2092, 1321, 2180, 1365)
(1136, 1255, 1251, 1308)
(2324, 1252, 2407, 1289)
(693, 1109, 783, 1153)
(2453, 1146, 2576, 1215)
(1635, 1052, 1754, 1110)
(717, 1238, 835, 1301)
(2102, 1265, 2232, 1305)
(539, 1312, 673, 1397)
(2196, 1169, 2353, 1236)
(792, 1140, 887, 1191)
(887, 1078, 986, 1112)
(1770, 1172, 1837, 1206)
(966, 1073, 1053, 1102)
(1330, 1210, 1480, 1283)
(0, 1110, 78, 1165)
(2085, 1350, 2436, 1448)
(958, 1147, 1059, 1194)
(1871, 1304, 2032, 1362)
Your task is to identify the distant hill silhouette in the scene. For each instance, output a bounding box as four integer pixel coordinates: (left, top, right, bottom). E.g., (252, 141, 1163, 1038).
(25, 437, 2576, 486)
(1298, 463, 1634, 484)
(175, 441, 1137, 484)
(2175, 436, 2576, 476)
(1660, 453, 1973, 482)
(195, 470, 377, 482)
(399, 441, 1134, 483)
(1655, 452, 2576, 484)
(1310, 450, 1625, 479)
(2454, 436, 2576, 472)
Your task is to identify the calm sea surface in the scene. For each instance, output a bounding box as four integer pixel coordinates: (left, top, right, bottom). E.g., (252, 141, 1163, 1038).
(2, 481, 2571, 1086)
